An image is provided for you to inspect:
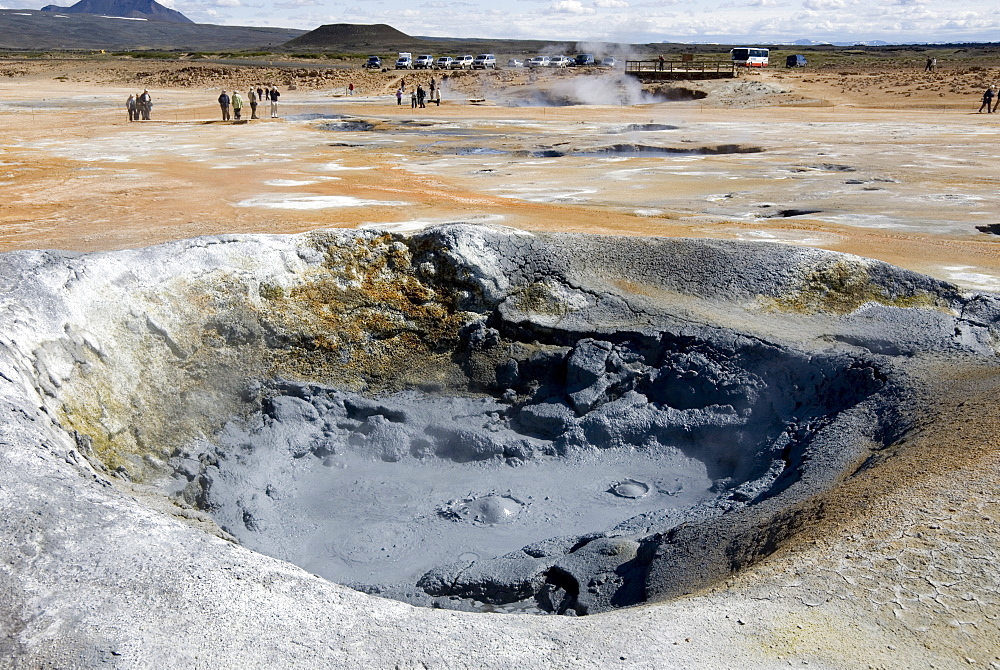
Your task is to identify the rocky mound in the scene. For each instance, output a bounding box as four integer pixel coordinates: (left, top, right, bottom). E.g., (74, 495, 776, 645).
(1, 225, 998, 662)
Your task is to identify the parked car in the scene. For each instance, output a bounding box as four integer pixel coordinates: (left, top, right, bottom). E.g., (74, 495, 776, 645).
(526, 56, 550, 68)
(598, 56, 617, 68)
(451, 55, 474, 69)
(785, 54, 808, 68)
(395, 52, 413, 69)
(435, 56, 454, 69)
(548, 55, 571, 68)
(507, 58, 524, 68)
(363, 55, 382, 69)
(414, 54, 435, 69)
(572, 53, 595, 67)
(472, 54, 497, 69)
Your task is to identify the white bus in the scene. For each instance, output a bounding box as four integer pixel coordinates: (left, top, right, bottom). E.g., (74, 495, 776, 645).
(730, 47, 769, 67)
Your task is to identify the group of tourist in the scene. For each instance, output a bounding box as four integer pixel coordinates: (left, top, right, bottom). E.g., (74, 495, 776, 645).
(125, 89, 152, 121)
(218, 86, 281, 121)
(395, 77, 441, 108)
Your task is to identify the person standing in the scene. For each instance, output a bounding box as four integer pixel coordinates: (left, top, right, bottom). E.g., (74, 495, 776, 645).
(348, 82, 355, 96)
(248, 87, 258, 119)
(396, 86, 403, 105)
(269, 86, 280, 117)
(432, 85, 441, 106)
(126, 94, 136, 122)
(410, 88, 417, 109)
(139, 89, 151, 120)
(218, 89, 231, 121)
(232, 91, 243, 120)
(257, 85, 264, 103)
(979, 85, 994, 114)
(658, 54, 665, 71)
(416, 85, 426, 108)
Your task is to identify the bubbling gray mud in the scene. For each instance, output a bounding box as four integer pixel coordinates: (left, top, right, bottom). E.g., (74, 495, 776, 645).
(174, 329, 885, 614)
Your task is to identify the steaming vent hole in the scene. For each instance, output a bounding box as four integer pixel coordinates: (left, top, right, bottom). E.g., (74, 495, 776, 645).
(646, 86, 709, 102)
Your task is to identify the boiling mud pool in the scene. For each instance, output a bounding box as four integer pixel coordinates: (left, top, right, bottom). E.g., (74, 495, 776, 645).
(177, 389, 713, 587)
(289, 445, 708, 584)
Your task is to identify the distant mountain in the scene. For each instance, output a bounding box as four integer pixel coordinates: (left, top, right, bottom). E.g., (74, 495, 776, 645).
(841, 40, 891, 46)
(0, 9, 303, 50)
(283, 23, 417, 50)
(40, 0, 192, 24)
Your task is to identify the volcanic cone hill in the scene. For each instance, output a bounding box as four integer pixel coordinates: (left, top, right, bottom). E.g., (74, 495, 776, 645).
(41, 0, 193, 23)
(282, 23, 419, 50)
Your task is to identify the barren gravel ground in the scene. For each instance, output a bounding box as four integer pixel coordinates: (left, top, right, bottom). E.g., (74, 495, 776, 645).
(1, 57, 999, 667)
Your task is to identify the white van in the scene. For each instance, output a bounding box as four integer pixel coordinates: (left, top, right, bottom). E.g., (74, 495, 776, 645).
(395, 52, 413, 69)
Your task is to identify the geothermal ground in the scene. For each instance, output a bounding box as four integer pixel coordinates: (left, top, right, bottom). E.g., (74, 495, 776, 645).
(1, 59, 999, 668)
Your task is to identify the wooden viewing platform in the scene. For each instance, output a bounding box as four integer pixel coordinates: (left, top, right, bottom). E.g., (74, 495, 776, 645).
(625, 59, 738, 81)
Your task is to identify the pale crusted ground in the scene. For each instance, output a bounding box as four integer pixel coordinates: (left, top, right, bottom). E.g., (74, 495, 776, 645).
(711, 360, 1000, 667)
(1, 58, 999, 667)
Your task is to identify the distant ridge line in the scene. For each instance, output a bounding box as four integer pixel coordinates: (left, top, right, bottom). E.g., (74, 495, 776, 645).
(40, 0, 193, 23)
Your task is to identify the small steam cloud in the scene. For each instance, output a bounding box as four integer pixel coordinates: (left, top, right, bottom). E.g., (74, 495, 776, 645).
(574, 41, 643, 62)
(512, 73, 663, 107)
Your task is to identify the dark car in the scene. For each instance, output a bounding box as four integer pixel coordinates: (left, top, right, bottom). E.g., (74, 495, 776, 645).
(785, 54, 808, 67)
(573, 53, 595, 67)
(364, 55, 382, 69)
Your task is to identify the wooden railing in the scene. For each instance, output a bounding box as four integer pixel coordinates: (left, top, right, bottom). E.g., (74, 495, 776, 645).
(625, 60, 737, 79)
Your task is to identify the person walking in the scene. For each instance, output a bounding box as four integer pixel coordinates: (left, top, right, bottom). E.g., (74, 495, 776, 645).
(218, 89, 231, 121)
(269, 86, 280, 118)
(232, 91, 243, 120)
(348, 82, 355, 96)
(396, 86, 403, 105)
(126, 94, 136, 122)
(993, 85, 1000, 113)
(257, 85, 264, 103)
(432, 85, 441, 106)
(248, 87, 259, 119)
(979, 85, 994, 114)
(138, 89, 151, 120)
(410, 88, 417, 109)
(416, 85, 426, 108)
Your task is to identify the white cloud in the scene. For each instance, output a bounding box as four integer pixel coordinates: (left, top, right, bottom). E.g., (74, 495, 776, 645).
(168, 0, 1000, 44)
(802, 0, 848, 8)
(547, 0, 595, 14)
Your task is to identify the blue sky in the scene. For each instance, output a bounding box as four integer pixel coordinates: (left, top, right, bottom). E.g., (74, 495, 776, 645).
(18, 0, 1000, 43)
